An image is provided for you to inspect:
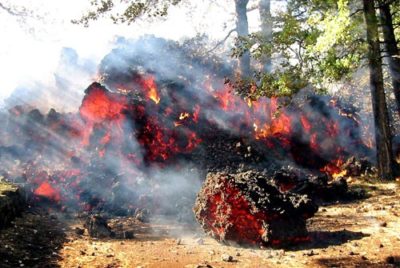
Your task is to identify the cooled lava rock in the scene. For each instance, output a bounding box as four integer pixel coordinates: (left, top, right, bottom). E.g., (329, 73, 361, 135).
(271, 167, 349, 202)
(193, 171, 318, 247)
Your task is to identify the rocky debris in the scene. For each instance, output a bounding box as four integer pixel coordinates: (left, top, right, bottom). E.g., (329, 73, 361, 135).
(0, 182, 25, 229)
(190, 131, 272, 174)
(303, 250, 319, 257)
(196, 264, 213, 268)
(194, 171, 318, 247)
(74, 227, 85, 235)
(386, 256, 397, 264)
(271, 168, 328, 194)
(341, 157, 375, 176)
(84, 215, 114, 238)
(221, 254, 234, 262)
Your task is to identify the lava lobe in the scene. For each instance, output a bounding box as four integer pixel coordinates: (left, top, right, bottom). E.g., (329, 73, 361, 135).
(193, 171, 318, 247)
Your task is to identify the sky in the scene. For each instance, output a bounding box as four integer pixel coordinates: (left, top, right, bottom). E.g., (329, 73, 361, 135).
(0, 0, 271, 108)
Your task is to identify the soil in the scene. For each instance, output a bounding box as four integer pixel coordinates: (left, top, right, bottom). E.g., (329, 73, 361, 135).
(1, 179, 400, 268)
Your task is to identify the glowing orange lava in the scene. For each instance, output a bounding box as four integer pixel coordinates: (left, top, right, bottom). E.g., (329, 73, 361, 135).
(34, 182, 61, 202)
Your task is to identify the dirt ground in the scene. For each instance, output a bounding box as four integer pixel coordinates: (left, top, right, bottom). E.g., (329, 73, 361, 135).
(1, 180, 400, 268)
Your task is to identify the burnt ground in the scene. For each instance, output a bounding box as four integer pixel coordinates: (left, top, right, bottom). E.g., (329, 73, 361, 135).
(0, 207, 68, 268)
(1, 179, 400, 268)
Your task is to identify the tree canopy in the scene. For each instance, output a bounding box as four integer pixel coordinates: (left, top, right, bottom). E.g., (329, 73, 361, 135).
(73, 0, 182, 26)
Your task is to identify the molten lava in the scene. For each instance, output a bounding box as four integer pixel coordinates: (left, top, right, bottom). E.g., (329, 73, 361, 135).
(34, 182, 61, 202)
(79, 83, 127, 123)
(194, 171, 318, 246)
(3, 68, 371, 213)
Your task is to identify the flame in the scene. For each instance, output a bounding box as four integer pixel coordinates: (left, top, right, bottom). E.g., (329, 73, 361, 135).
(142, 76, 161, 104)
(179, 112, 190, 120)
(246, 98, 253, 107)
(174, 112, 191, 127)
(253, 113, 292, 140)
(332, 169, 347, 180)
(253, 123, 258, 132)
(320, 159, 345, 178)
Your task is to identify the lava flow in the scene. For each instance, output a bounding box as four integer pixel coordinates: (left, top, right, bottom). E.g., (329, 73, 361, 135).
(1, 71, 371, 208)
(0, 50, 377, 249)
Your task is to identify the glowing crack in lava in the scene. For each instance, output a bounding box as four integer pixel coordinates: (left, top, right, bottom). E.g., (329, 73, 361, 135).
(194, 171, 318, 247)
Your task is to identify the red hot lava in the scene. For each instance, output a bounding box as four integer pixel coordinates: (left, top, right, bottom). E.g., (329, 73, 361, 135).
(2, 70, 370, 211)
(79, 83, 128, 147)
(194, 171, 318, 247)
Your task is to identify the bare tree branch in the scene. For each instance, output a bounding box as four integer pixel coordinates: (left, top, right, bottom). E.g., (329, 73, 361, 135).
(0, 2, 22, 16)
(207, 28, 237, 53)
(247, 4, 258, 12)
(350, 8, 364, 17)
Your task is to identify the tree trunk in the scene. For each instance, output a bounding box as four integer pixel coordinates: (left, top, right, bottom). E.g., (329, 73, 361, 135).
(379, 1, 400, 117)
(363, 0, 396, 180)
(235, 0, 251, 76)
(259, 0, 272, 73)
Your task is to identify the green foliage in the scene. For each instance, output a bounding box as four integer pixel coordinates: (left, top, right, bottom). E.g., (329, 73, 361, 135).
(392, 1, 400, 41)
(232, 0, 367, 100)
(231, 61, 309, 99)
(73, 0, 182, 26)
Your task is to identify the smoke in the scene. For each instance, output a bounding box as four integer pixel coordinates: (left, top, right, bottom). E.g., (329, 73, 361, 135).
(0, 35, 374, 227)
(3, 47, 97, 112)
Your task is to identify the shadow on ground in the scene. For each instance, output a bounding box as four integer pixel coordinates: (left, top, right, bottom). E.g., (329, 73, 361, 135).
(316, 255, 400, 268)
(287, 230, 368, 251)
(0, 206, 67, 268)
